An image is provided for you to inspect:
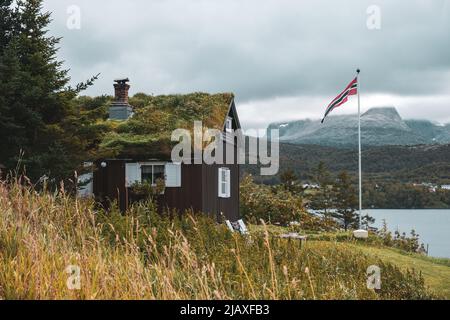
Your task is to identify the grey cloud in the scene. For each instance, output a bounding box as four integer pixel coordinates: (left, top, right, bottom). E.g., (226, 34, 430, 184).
(42, 0, 450, 126)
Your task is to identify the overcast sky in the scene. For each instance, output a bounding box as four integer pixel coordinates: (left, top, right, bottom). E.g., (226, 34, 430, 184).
(43, 0, 450, 130)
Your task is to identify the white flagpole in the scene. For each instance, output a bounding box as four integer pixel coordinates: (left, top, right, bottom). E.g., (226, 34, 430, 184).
(357, 69, 363, 229)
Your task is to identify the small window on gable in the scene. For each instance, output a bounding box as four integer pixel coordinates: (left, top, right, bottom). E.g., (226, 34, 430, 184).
(225, 117, 233, 132)
(218, 167, 231, 198)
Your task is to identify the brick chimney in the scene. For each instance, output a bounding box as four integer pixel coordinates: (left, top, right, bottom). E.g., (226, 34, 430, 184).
(109, 78, 133, 120)
(114, 78, 130, 103)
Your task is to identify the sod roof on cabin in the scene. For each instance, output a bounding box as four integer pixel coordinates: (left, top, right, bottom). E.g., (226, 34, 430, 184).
(98, 92, 235, 160)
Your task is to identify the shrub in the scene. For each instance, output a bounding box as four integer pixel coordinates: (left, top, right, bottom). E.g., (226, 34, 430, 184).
(240, 175, 337, 231)
(377, 220, 426, 254)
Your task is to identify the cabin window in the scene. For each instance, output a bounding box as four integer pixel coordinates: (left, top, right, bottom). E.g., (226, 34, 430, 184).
(218, 167, 231, 198)
(126, 162, 181, 188)
(153, 165, 165, 182)
(141, 165, 153, 183)
(225, 117, 233, 132)
(141, 164, 165, 186)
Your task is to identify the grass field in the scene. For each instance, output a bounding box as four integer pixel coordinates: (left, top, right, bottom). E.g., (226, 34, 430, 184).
(250, 224, 450, 298)
(0, 179, 444, 300)
(348, 244, 450, 299)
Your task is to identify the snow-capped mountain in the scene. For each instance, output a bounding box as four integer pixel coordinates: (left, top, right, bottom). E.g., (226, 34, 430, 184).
(267, 107, 450, 147)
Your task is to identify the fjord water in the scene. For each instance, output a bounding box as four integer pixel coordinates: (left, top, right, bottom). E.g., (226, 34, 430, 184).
(364, 209, 450, 258)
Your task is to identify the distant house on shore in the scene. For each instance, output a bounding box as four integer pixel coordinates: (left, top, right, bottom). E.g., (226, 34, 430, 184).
(302, 183, 320, 190)
(79, 79, 241, 221)
(413, 182, 438, 193)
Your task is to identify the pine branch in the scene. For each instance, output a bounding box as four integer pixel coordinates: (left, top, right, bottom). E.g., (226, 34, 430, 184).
(69, 73, 101, 94)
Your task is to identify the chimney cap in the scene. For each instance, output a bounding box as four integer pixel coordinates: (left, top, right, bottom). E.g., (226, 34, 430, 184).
(114, 77, 130, 84)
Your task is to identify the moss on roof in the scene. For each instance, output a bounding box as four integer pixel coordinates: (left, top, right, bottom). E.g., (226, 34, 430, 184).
(97, 92, 234, 159)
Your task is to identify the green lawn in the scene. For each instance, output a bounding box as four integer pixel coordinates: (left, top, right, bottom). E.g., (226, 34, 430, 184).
(345, 243, 450, 299)
(249, 224, 450, 298)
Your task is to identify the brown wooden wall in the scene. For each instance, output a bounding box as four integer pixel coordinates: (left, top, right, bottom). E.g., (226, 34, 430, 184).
(159, 164, 203, 214)
(93, 159, 240, 221)
(93, 160, 128, 211)
(201, 163, 240, 221)
(201, 140, 240, 221)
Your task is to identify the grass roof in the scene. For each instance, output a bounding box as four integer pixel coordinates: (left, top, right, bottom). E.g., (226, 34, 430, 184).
(97, 92, 234, 160)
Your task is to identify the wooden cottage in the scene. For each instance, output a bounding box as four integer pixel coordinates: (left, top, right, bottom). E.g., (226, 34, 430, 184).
(82, 79, 241, 221)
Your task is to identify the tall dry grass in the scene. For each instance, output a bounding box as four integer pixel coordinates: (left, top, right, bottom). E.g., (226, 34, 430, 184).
(0, 178, 437, 300)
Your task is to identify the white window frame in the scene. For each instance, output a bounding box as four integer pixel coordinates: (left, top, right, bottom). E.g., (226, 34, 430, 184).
(222, 117, 235, 144)
(140, 162, 166, 186)
(126, 162, 182, 188)
(218, 167, 231, 198)
(225, 117, 233, 133)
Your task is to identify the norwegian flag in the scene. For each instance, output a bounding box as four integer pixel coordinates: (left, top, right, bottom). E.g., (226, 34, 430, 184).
(321, 77, 358, 123)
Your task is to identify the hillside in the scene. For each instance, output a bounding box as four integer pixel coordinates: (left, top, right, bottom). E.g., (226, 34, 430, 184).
(0, 180, 440, 300)
(243, 143, 450, 184)
(268, 107, 450, 147)
(251, 225, 450, 299)
(351, 244, 450, 299)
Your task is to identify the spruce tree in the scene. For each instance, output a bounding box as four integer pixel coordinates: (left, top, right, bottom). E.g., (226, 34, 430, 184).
(309, 162, 334, 216)
(0, 0, 97, 185)
(0, 1, 21, 164)
(0, 0, 15, 50)
(332, 171, 359, 230)
(280, 169, 304, 194)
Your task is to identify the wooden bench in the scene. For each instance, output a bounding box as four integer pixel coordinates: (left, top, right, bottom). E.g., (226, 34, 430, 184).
(280, 233, 308, 248)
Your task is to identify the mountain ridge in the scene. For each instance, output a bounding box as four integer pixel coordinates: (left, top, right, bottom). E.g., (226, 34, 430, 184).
(268, 106, 450, 147)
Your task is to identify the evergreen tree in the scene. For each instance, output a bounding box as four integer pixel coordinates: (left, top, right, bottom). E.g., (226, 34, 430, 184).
(309, 162, 334, 215)
(0, 1, 22, 165)
(361, 214, 375, 229)
(0, 0, 13, 94)
(0, 0, 97, 185)
(0, 0, 15, 50)
(280, 169, 304, 194)
(332, 171, 359, 230)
